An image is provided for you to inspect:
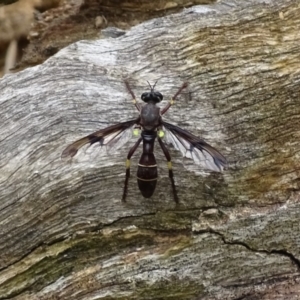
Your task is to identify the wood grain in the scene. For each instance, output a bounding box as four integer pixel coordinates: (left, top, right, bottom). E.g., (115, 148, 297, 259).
(0, 0, 299, 298)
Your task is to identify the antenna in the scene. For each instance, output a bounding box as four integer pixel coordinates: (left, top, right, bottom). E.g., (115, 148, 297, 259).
(146, 81, 153, 90)
(146, 80, 158, 91)
(152, 80, 158, 90)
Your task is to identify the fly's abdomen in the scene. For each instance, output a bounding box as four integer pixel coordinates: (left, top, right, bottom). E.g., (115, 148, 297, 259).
(137, 153, 157, 198)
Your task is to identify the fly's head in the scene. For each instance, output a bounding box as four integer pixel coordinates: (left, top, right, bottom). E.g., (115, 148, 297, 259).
(141, 81, 163, 103)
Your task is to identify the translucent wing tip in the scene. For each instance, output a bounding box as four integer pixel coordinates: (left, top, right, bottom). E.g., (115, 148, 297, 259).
(212, 153, 227, 172)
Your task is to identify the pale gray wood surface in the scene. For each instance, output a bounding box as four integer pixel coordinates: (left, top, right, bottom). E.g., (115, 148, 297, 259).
(0, 0, 300, 298)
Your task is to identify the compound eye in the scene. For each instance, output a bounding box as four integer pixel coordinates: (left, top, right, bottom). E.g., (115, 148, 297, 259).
(155, 92, 163, 101)
(141, 92, 149, 101)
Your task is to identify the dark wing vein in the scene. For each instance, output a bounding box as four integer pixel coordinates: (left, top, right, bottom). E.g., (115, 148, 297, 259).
(62, 118, 139, 158)
(162, 121, 226, 172)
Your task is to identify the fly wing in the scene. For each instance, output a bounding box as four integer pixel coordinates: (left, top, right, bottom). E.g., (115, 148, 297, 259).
(162, 121, 226, 172)
(62, 118, 139, 158)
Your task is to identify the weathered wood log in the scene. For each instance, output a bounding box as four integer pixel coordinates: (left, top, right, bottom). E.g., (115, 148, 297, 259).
(0, 0, 300, 298)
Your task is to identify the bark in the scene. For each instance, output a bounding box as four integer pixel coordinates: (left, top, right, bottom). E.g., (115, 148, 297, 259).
(0, 0, 300, 299)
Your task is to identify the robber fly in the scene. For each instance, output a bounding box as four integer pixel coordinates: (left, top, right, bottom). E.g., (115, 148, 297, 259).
(62, 81, 226, 203)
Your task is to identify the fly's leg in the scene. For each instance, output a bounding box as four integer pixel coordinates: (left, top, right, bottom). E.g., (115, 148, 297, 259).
(124, 80, 141, 112)
(161, 82, 188, 115)
(122, 137, 142, 202)
(157, 137, 179, 203)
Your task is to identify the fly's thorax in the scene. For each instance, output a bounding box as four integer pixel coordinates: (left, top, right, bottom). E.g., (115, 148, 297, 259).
(140, 102, 161, 131)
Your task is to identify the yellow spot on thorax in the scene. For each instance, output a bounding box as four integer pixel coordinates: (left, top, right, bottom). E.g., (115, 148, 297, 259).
(133, 128, 140, 136)
(158, 130, 164, 138)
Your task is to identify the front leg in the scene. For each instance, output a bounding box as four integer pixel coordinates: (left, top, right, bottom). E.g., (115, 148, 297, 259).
(124, 80, 141, 112)
(161, 82, 188, 115)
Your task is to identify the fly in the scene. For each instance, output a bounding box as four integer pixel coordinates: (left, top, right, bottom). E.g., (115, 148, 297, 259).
(62, 81, 226, 203)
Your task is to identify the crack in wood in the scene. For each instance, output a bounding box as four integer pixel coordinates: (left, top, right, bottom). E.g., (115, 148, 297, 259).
(195, 228, 300, 271)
